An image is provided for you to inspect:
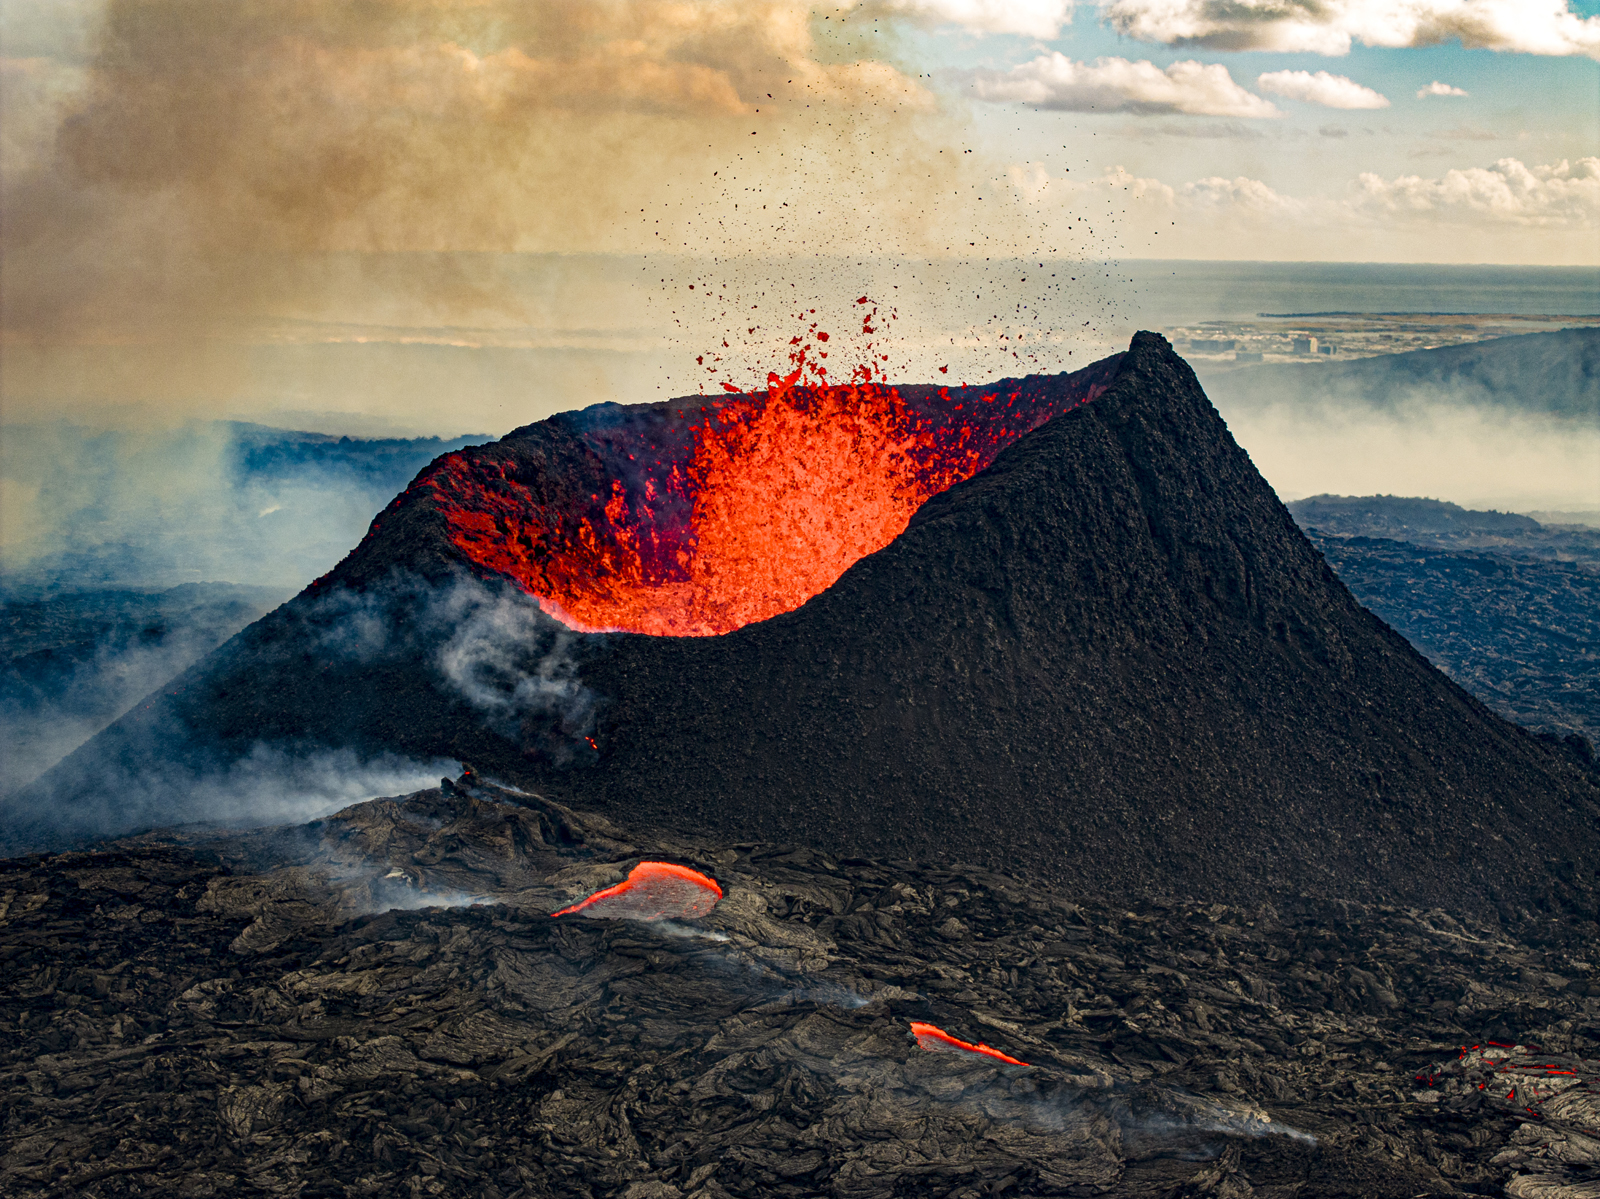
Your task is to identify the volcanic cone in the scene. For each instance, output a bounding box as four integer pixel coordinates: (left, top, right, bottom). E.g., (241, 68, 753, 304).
(13, 334, 1598, 919)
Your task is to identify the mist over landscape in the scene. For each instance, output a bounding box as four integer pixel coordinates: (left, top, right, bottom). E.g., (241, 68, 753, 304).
(0, 422, 485, 797)
(1202, 325, 1600, 517)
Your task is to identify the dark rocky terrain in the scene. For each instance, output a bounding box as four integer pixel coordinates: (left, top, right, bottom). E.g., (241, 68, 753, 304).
(13, 335, 1599, 923)
(1305, 535, 1599, 748)
(7, 336, 1600, 1199)
(1280, 489, 1593, 742)
(2, 777, 1597, 1199)
(1288, 497, 1600, 570)
(1281, 496, 1599, 746)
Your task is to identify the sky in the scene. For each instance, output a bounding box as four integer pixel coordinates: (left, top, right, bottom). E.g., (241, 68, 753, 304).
(0, 0, 1597, 437)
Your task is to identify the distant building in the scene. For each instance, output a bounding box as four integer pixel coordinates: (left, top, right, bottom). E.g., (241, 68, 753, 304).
(1234, 351, 1264, 362)
(1190, 338, 1237, 351)
(1319, 343, 1336, 355)
(1292, 336, 1318, 354)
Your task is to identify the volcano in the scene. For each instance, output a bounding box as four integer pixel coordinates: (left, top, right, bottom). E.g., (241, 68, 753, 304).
(12, 333, 1598, 917)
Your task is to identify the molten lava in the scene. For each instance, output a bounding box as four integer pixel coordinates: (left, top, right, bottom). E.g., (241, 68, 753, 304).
(550, 861, 723, 921)
(909, 1021, 1031, 1067)
(418, 308, 1114, 636)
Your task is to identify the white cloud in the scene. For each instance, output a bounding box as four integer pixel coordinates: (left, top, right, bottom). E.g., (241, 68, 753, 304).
(1350, 156, 1600, 226)
(1257, 69, 1389, 109)
(1011, 154, 1596, 239)
(1009, 161, 1305, 213)
(1417, 80, 1470, 97)
(865, 0, 1075, 36)
(1180, 172, 1305, 214)
(970, 53, 1280, 116)
(1001, 154, 1595, 264)
(1103, 0, 1600, 60)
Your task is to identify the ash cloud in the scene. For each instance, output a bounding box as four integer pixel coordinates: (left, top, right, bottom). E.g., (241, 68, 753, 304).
(2, 1, 1113, 430)
(1, 1, 962, 354)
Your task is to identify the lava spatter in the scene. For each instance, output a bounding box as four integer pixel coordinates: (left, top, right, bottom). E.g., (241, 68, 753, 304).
(550, 861, 723, 921)
(424, 308, 1113, 636)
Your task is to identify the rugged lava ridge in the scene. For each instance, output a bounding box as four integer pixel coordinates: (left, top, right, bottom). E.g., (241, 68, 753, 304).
(15, 334, 1600, 919)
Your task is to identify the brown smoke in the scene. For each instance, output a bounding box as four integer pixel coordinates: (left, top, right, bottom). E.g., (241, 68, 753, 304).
(0, 0, 959, 355)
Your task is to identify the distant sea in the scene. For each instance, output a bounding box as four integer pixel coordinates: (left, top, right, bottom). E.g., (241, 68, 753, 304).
(1116, 261, 1600, 327)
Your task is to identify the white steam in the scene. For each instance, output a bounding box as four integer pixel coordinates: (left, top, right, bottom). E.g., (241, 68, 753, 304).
(0, 742, 455, 851)
(292, 570, 600, 759)
(1218, 398, 1600, 512)
(436, 585, 596, 749)
(1124, 1095, 1319, 1144)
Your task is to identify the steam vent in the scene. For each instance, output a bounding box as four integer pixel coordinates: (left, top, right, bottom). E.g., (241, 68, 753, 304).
(13, 334, 1599, 918)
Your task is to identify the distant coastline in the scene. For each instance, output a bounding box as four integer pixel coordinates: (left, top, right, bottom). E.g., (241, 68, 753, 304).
(1117, 260, 1600, 328)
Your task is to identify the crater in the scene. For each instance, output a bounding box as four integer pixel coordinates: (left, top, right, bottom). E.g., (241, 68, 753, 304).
(417, 359, 1120, 636)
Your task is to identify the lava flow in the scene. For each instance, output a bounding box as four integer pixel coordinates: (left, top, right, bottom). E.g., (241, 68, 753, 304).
(909, 1021, 1031, 1067)
(420, 303, 1115, 636)
(550, 861, 723, 921)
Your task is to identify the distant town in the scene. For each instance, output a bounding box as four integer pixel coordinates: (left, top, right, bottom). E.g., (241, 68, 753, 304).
(1165, 311, 1600, 367)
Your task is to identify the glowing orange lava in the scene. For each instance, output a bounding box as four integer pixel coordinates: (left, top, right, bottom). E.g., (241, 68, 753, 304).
(909, 1021, 1031, 1067)
(550, 861, 723, 921)
(417, 306, 1115, 636)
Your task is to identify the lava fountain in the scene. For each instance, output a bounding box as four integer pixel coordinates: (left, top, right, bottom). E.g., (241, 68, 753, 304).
(411, 303, 1117, 636)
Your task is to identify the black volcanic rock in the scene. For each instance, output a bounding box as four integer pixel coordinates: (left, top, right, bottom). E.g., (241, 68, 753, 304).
(11, 334, 1598, 918)
(3, 783, 1598, 1199)
(1304, 532, 1600, 746)
(564, 334, 1599, 912)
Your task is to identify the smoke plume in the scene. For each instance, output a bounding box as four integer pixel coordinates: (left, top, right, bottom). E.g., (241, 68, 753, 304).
(1, 1, 1115, 428)
(2, 2, 960, 343)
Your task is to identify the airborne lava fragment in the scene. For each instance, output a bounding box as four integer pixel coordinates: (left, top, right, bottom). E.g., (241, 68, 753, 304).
(550, 861, 723, 921)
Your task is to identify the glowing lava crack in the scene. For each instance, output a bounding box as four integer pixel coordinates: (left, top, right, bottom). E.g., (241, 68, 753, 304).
(910, 1021, 1031, 1067)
